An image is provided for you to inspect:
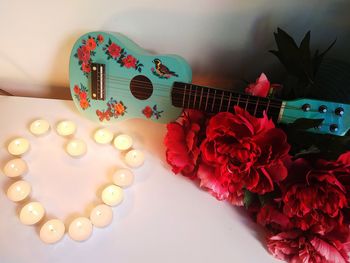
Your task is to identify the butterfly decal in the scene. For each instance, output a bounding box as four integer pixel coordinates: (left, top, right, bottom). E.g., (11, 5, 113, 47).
(96, 109, 112, 122)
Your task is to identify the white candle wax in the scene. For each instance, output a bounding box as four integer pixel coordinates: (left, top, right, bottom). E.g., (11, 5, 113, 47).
(66, 139, 87, 157)
(7, 180, 31, 202)
(39, 219, 65, 244)
(113, 134, 133, 151)
(90, 204, 113, 228)
(94, 128, 113, 144)
(8, 137, 30, 156)
(56, 120, 76, 136)
(3, 158, 28, 178)
(29, 119, 50, 136)
(113, 168, 134, 188)
(19, 202, 45, 225)
(101, 184, 123, 206)
(68, 217, 93, 242)
(124, 149, 145, 168)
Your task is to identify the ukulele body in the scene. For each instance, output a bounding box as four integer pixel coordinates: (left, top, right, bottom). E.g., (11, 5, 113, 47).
(69, 31, 192, 123)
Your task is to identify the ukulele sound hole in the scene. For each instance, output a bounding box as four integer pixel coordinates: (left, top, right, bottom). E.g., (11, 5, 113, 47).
(130, 75, 153, 100)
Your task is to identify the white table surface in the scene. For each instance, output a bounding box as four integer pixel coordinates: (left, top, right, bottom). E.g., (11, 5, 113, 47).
(0, 95, 279, 263)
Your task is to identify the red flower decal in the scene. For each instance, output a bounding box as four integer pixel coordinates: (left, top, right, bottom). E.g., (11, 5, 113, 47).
(97, 34, 104, 44)
(108, 43, 121, 58)
(122, 55, 137, 68)
(85, 37, 97, 51)
(73, 85, 80, 94)
(82, 62, 91, 73)
(142, 106, 153, 118)
(77, 46, 90, 62)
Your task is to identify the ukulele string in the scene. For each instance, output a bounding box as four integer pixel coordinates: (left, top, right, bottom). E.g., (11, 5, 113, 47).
(104, 81, 310, 112)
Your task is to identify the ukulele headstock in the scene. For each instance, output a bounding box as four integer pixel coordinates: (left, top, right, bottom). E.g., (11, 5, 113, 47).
(280, 98, 350, 136)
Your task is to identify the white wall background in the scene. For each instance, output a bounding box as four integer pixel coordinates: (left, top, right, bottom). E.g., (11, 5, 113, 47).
(0, 0, 349, 98)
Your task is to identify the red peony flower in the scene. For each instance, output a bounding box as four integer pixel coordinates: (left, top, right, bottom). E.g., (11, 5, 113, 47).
(198, 106, 290, 204)
(245, 73, 281, 97)
(122, 55, 137, 68)
(165, 110, 207, 178)
(108, 43, 121, 58)
(73, 85, 80, 94)
(257, 204, 292, 232)
(142, 106, 153, 118)
(85, 37, 96, 51)
(282, 155, 349, 235)
(77, 45, 90, 62)
(267, 230, 350, 263)
(97, 34, 104, 43)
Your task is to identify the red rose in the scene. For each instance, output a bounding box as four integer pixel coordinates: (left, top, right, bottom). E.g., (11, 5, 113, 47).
(77, 45, 90, 62)
(97, 34, 104, 43)
(267, 230, 350, 263)
(282, 155, 349, 235)
(79, 91, 87, 100)
(73, 85, 80, 94)
(122, 55, 137, 68)
(82, 62, 91, 73)
(142, 106, 153, 118)
(165, 110, 206, 178)
(85, 37, 96, 51)
(199, 106, 290, 203)
(108, 43, 121, 58)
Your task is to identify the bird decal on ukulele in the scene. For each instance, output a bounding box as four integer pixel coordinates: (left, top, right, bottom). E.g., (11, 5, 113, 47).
(152, 58, 178, 79)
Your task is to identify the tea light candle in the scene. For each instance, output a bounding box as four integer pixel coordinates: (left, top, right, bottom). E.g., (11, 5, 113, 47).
(19, 202, 45, 225)
(90, 204, 113, 228)
(3, 158, 28, 178)
(8, 137, 30, 156)
(7, 180, 31, 202)
(66, 139, 87, 157)
(68, 217, 93, 242)
(113, 168, 134, 188)
(29, 119, 50, 136)
(94, 128, 113, 144)
(56, 120, 76, 136)
(39, 219, 65, 244)
(124, 149, 145, 168)
(101, 184, 123, 206)
(113, 134, 133, 151)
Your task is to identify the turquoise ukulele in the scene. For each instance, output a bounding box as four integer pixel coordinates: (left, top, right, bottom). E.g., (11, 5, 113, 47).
(69, 31, 350, 136)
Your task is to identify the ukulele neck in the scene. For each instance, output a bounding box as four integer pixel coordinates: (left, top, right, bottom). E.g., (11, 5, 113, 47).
(171, 82, 283, 122)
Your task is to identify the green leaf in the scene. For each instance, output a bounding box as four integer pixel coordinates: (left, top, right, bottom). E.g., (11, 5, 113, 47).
(293, 145, 320, 158)
(289, 118, 324, 130)
(243, 189, 256, 208)
(312, 38, 337, 76)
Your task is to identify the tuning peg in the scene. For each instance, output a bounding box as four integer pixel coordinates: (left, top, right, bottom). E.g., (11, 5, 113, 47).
(302, 104, 311, 112)
(330, 124, 339, 133)
(318, 105, 327, 113)
(335, 107, 344, 116)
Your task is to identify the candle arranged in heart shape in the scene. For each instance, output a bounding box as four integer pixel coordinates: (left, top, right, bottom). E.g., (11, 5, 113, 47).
(29, 119, 50, 136)
(2, 119, 146, 244)
(7, 137, 30, 156)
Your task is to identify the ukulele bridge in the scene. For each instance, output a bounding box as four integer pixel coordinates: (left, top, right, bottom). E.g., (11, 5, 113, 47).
(91, 63, 106, 100)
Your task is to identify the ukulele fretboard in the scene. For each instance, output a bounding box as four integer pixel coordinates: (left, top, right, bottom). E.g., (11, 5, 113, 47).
(171, 82, 283, 122)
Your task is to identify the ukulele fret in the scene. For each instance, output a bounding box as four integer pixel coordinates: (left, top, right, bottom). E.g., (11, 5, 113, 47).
(253, 97, 259, 116)
(193, 85, 197, 109)
(199, 86, 204, 110)
(227, 93, 232, 112)
(219, 91, 224, 112)
(182, 84, 187, 107)
(205, 88, 210, 111)
(187, 85, 192, 108)
(245, 96, 249, 111)
(211, 90, 217, 112)
(237, 94, 241, 105)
